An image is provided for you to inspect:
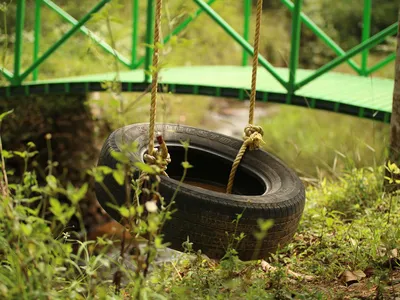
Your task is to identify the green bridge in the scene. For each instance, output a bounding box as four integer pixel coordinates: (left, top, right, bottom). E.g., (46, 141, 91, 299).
(0, 0, 398, 123)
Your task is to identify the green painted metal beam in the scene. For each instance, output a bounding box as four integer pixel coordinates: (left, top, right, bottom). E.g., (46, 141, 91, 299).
(131, 0, 139, 67)
(0, 67, 13, 82)
(163, 0, 217, 46)
(296, 22, 398, 90)
(366, 52, 396, 75)
(281, 0, 361, 74)
(133, 0, 216, 69)
(193, 0, 288, 89)
(144, 0, 155, 82)
(288, 0, 302, 99)
(42, 0, 130, 69)
(33, 0, 41, 81)
(242, 0, 251, 66)
(13, 0, 25, 83)
(18, 0, 111, 83)
(361, 0, 372, 75)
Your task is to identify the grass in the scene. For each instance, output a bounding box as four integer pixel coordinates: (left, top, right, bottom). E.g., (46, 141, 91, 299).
(1, 143, 399, 298)
(259, 105, 390, 180)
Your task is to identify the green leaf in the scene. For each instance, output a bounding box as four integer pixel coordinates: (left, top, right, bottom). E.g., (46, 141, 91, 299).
(180, 140, 190, 150)
(21, 223, 32, 236)
(46, 175, 57, 189)
(93, 172, 104, 183)
(2, 150, 13, 159)
(70, 183, 88, 205)
(326, 217, 334, 227)
(27, 141, 36, 149)
(257, 219, 274, 232)
(181, 161, 193, 169)
(129, 206, 136, 217)
(154, 236, 163, 248)
(111, 151, 130, 164)
(0, 109, 13, 122)
(98, 166, 113, 175)
(13, 151, 26, 158)
(49, 198, 62, 216)
(27, 151, 38, 158)
(112, 169, 125, 185)
(253, 231, 266, 240)
(137, 205, 144, 216)
(134, 162, 156, 174)
(384, 176, 393, 183)
(119, 206, 129, 218)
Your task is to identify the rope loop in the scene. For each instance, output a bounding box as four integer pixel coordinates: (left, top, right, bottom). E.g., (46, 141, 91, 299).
(243, 124, 264, 151)
(143, 146, 171, 177)
(138, 135, 170, 191)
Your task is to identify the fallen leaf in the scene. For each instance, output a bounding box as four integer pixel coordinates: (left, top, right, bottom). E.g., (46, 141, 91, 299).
(287, 269, 315, 281)
(390, 249, 398, 258)
(261, 260, 276, 272)
(378, 247, 387, 257)
(353, 270, 366, 279)
(260, 260, 314, 281)
(340, 270, 359, 286)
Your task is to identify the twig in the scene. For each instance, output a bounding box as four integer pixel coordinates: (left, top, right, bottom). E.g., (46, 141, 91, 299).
(171, 261, 183, 280)
(0, 122, 8, 198)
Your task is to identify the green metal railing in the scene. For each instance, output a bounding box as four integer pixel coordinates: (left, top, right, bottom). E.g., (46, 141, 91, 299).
(0, 0, 397, 95)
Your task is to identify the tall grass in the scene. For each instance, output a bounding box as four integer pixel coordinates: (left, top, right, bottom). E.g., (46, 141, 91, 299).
(259, 105, 390, 180)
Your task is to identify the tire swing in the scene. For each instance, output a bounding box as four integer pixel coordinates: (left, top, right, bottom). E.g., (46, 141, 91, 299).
(95, 0, 305, 261)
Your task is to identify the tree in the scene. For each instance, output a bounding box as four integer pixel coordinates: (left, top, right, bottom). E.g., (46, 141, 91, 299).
(387, 9, 400, 191)
(390, 10, 400, 163)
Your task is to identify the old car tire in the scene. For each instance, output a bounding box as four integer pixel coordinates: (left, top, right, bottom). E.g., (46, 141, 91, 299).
(95, 123, 305, 260)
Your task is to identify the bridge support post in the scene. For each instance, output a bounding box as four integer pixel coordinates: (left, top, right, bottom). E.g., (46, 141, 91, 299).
(13, 0, 26, 85)
(242, 0, 251, 66)
(144, 0, 155, 83)
(33, 0, 42, 81)
(361, 0, 372, 76)
(131, 0, 139, 68)
(386, 10, 400, 192)
(287, 0, 302, 104)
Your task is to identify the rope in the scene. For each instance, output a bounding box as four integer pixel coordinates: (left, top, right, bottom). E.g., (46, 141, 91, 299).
(144, 135, 171, 177)
(138, 135, 171, 186)
(226, 0, 264, 194)
(141, 0, 170, 186)
(248, 0, 263, 125)
(148, 0, 163, 156)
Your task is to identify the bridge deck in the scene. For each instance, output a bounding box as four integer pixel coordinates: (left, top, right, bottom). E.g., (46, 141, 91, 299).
(1, 66, 393, 122)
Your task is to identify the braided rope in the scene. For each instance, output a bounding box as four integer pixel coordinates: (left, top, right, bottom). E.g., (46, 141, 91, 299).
(148, 0, 163, 157)
(248, 0, 263, 125)
(226, 0, 264, 194)
(140, 0, 170, 188)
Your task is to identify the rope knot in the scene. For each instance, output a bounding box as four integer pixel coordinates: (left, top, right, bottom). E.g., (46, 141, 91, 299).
(143, 134, 171, 176)
(243, 124, 264, 151)
(144, 151, 170, 177)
